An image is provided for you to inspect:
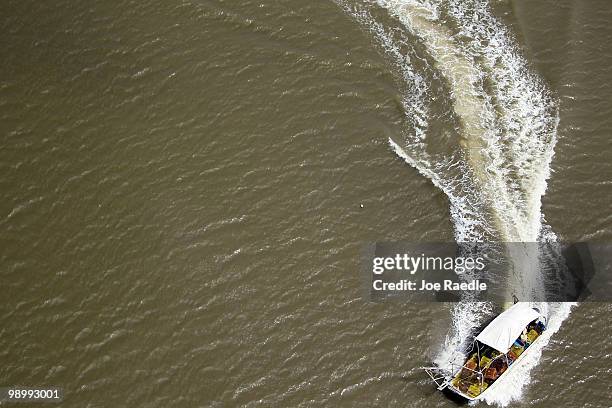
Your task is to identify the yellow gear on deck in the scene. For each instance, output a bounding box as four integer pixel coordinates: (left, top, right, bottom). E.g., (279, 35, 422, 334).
(527, 329, 539, 343)
(479, 355, 491, 368)
(467, 381, 488, 397)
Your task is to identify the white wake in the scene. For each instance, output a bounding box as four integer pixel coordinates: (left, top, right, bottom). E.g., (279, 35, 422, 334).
(339, 0, 574, 405)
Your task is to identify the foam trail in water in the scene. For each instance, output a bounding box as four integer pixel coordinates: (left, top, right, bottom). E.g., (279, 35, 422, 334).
(389, 138, 494, 362)
(336, 2, 430, 145)
(388, 138, 490, 243)
(340, 0, 572, 405)
(447, 0, 559, 241)
(438, 2, 570, 405)
(338, 1, 496, 243)
(376, 0, 521, 243)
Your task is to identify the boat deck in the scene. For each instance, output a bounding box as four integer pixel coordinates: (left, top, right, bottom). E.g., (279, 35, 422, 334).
(449, 322, 544, 399)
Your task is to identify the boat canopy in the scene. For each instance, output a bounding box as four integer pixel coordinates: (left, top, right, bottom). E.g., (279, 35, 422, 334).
(475, 303, 541, 353)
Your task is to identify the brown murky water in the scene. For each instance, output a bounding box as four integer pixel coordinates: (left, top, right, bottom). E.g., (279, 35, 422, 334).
(1, 0, 611, 407)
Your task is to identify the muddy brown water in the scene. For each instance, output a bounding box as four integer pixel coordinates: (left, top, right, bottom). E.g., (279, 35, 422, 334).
(1, 0, 611, 406)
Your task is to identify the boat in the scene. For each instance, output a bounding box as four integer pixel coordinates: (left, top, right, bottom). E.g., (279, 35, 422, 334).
(422, 302, 547, 401)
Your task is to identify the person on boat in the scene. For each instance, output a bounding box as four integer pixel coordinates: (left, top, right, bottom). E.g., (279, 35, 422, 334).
(520, 328, 528, 343)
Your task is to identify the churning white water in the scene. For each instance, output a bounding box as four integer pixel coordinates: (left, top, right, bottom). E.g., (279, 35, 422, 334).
(339, 0, 574, 405)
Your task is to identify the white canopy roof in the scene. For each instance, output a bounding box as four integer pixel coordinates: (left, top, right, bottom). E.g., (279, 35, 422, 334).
(475, 303, 541, 353)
